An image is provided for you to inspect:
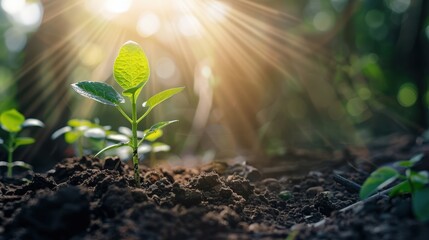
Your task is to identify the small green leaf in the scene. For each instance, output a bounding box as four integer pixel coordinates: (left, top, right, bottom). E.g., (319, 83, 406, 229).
(138, 120, 178, 146)
(389, 181, 411, 197)
(68, 119, 94, 127)
(52, 126, 73, 139)
(22, 118, 44, 128)
(360, 167, 399, 199)
(95, 142, 128, 157)
(0, 109, 25, 132)
(65, 131, 81, 144)
(113, 41, 150, 95)
(71, 81, 125, 106)
(15, 137, 35, 147)
(143, 87, 184, 110)
(145, 129, 163, 142)
(412, 187, 429, 222)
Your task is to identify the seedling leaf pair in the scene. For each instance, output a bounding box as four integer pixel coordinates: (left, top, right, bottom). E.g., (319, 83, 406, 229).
(360, 154, 429, 222)
(0, 109, 44, 177)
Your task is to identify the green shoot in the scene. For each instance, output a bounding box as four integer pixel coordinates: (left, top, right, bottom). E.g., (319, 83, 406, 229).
(360, 154, 429, 222)
(71, 41, 183, 185)
(0, 109, 44, 177)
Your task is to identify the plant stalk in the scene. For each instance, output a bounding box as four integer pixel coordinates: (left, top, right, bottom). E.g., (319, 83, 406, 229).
(131, 94, 140, 185)
(7, 133, 15, 178)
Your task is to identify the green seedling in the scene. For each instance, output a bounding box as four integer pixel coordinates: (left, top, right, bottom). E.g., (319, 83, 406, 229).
(360, 154, 429, 222)
(52, 118, 126, 157)
(106, 127, 170, 166)
(0, 109, 44, 177)
(71, 41, 183, 185)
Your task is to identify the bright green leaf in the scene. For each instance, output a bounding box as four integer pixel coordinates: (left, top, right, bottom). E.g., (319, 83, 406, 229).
(412, 188, 429, 222)
(15, 137, 35, 147)
(113, 41, 150, 95)
(0, 109, 25, 133)
(145, 129, 163, 142)
(122, 81, 145, 99)
(71, 81, 124, 106)
(143, 87, 184, 110)
(65, 131, 82, 144)
(360, 167, 399, 199)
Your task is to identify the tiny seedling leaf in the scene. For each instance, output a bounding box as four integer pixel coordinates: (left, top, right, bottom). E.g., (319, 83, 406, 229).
(152, 142, 171, 152)
(65, 131, 82, 144)
(143, 87, 184, 110)
(360, 167, 399, 199)
(138, 120, 178, 146)
(389, 180, 411, 197)
(84, 128, 106, 139)
(22, 118, 44, 128)
(12, 161, 33, 169)
(113, 41, 150, 96)
(145, 129, 163, 142)
(95, 142, 128, 157)
(68, 119, 94, 127)
(412, 187, 429, 222)
(51, 126, 73, 140)
(15, 137, 35, 147)
(71, 81, 125, 106)
(0, 109, 25, 133)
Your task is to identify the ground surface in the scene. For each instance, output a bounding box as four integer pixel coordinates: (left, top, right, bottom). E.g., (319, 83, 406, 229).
(1, 135, 429, 239)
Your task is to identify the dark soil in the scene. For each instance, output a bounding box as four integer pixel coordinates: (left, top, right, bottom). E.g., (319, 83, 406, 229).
(1, 140, 429, 239)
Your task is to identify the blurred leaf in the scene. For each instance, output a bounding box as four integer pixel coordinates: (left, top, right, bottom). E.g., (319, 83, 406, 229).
(412, 188, 429, 222)
(152, 142, 170, 152)
(15, 137, 35, 147)
(360, 167, 399, 199)
(68, 119, 93, 127)
(95, 142, 128, 157)
(71, 81, 124, 106)
(51, 126, 73, 140)
(12, 161, 32, 170)
(22, 118, 44, 128)
(0, 109, 25, 133)
(389, 180, 411, 197)
(84, 128, 106, 139)
(65, 131, 81, 144)
(113, 41, 149, 99)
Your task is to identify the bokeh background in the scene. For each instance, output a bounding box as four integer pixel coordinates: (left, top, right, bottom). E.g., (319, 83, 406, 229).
(0, 0, 428, 170)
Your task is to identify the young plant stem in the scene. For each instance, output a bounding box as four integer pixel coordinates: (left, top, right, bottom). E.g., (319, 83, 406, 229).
(131, 94, 140, 185)
(7, 133, 16, 177)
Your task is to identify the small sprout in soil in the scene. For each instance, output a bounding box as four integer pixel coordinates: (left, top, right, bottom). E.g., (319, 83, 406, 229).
(0, 109, 44, 177)
(278, 190, 293, 201)
(71, 41, 183, 185)
(360, 153, 429, 222)
(52, 118, 127, 157)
